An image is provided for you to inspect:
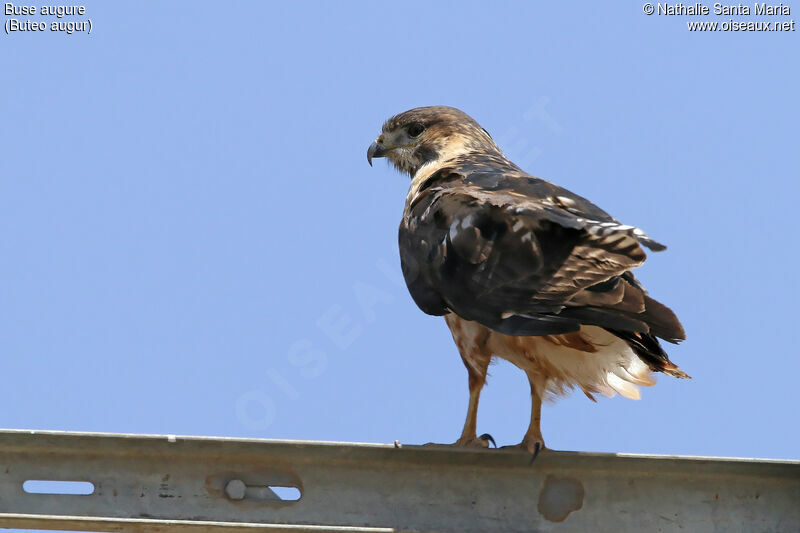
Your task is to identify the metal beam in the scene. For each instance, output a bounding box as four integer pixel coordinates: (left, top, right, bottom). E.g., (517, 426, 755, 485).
(0, 429, 798, 532)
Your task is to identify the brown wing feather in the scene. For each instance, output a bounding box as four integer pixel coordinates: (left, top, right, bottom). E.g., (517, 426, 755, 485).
(399, 160, 685, 346)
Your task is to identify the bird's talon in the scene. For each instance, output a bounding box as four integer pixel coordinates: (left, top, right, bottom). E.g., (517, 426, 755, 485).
(478, 433, 497, 448)
(501, 439, 545, 462)
(529, 441, 542, 464)
(450, 435, 495, 448)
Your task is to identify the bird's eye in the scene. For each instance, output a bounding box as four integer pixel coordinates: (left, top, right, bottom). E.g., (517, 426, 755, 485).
(407, 123, 425, 138)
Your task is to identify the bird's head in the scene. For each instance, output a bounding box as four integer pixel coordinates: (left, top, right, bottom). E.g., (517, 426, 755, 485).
(367, 106, 501, 177)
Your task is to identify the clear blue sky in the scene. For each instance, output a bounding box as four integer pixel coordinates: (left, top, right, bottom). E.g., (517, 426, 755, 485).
(2, 0, 798, 481)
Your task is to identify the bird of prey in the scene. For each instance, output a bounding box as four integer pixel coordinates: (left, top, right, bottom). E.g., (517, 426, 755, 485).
(367, 106, 688, 456)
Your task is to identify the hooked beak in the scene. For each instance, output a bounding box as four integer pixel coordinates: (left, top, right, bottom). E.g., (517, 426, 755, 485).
(367, 141, 388, 167)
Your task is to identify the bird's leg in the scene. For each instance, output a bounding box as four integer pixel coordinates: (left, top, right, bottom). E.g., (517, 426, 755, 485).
(423, 366, 493, 448)
(429, 315, 494, 449)
(503, 373, 545, 458)
(521, 376, 545, 456)
(453, 370, 494, 448)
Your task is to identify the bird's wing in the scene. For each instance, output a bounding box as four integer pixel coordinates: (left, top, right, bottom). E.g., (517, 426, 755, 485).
(400, 164, 684, 341)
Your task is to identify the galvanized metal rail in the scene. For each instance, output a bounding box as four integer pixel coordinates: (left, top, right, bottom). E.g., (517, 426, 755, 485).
(0, 429, 798, 532)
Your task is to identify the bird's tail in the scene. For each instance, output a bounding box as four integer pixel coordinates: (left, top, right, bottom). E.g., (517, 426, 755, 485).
(610, 328, 690, 379)
(640, 295, 686, 344)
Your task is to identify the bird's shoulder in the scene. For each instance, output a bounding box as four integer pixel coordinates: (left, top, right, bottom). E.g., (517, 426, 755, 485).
(405, 155, 665, 253)
(415, 155, 609, 218)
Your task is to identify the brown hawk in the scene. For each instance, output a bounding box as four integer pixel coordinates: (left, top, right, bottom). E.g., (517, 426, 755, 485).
(367, 106, 688, 456)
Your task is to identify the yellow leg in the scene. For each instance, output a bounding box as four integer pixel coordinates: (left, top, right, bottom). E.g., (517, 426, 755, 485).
(521, 373, 545, 452)
(455, 371, 486, 446)
(441, 314, 493, 448)
(502, 373, 545, 456)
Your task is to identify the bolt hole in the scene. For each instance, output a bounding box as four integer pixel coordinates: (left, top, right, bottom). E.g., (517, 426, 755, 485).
(269, 485, 301, 501)
(23, 480, 95, 495)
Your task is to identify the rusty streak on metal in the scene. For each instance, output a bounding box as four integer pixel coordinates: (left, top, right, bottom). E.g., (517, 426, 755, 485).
(0, 429, 798, 532)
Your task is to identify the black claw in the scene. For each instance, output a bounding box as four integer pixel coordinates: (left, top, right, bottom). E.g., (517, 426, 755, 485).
(528, 442, 542, 465)
(478, 433, 497, 448)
